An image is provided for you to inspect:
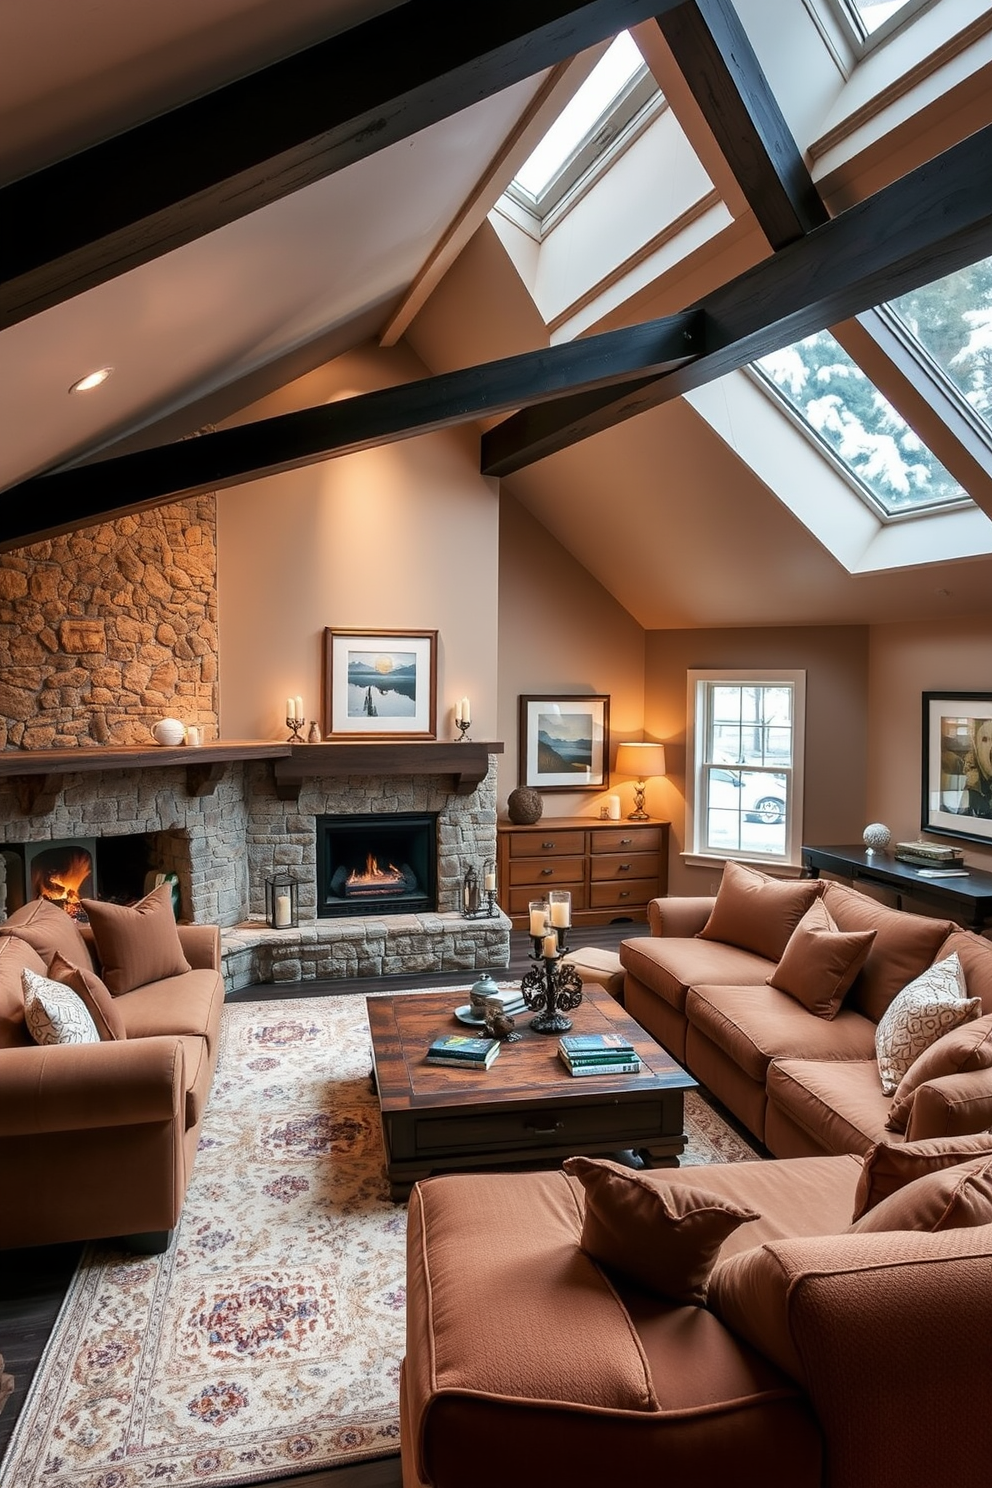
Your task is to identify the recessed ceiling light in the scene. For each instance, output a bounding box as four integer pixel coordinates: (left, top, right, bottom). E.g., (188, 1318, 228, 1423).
(69, 366, 113, 393)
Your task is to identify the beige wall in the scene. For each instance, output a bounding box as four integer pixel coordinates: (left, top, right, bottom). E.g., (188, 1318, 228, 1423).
(645, 625, 870, 895)
(497, 491, 646, 818)
(217, 343, 499, 742)
(867, 615, 992, 874)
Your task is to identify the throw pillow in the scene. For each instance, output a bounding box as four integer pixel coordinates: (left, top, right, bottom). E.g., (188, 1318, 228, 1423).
(852, 1133, 992, 1220)
(80, 883, 191, 996)
(47, 951, 125, 1041)
(0, 896, 93, 971)
(849, 1156, 992, 1234)
(874, 953, 981, 1096)
(886, 1013, 992, 1133)
(697, 860, 821, 963)
(563, 1155, 760, 1305)
(22, 966, 100, 1046)
(767, 899, 876, 1019)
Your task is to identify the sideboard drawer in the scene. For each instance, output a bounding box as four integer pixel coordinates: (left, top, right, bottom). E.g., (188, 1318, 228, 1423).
(590, 879, 659, 910)
(508, 830, 586, 858)
(590, 827, 664, 855)
(508, 856, 585, 886)
(508, 884, 587, 915)
(590, 852, 659, 881)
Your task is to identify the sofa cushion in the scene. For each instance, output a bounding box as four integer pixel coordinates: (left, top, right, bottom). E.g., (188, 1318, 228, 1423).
(686, 986, 877, 1086)
(22, 966, 100, 1045)
(766, 1058, 894, 1157)
(0, 935, 47, 1047)
(851, 1133, 992, 1219)
(0, 897, 95, 972)
(933, 928, 992, 1015)
(886, 1013, 992, 1133)
(849, 1156, 992, 1233)
(820, 882, 953, 1024)
(48, 951, 125, 1042)
(563, 1155, 759, 1305)
(698, 861, 821, 962)
(874, 953, 981, 1095)
(621, 935, 775, 1017)
(767, 899, 876, 1019)
(81, 883, 191, 996)
(111, 966, 224, 1052)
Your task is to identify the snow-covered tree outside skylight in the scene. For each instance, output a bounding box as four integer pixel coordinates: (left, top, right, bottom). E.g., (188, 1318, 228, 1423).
(756, 330, 967, 516)
(889, 254, 992, 436)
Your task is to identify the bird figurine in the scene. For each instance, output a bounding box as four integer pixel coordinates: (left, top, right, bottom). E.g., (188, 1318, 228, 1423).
(484, 999, 522, 1042)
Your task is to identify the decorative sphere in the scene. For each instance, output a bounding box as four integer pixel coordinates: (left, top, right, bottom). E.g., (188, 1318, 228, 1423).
(863, 823, 891, 851)
(152, 718, 186, 746)
(507, 787, 544, 825)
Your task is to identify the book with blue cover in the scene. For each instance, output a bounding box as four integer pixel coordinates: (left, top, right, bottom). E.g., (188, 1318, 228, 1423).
(558, 1032, 636, 1061)
(426, 1032, 500, 1069)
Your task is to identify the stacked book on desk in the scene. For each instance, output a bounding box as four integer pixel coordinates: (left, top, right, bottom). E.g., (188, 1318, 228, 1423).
(425, 1032, 501, 1070)
(557, 1032, 640, 1077)
(894, 841, 965, 869)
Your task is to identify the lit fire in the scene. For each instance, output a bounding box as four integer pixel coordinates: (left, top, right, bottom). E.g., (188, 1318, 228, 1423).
(36, 852, 93, 920)
(346, 853, 404, 890)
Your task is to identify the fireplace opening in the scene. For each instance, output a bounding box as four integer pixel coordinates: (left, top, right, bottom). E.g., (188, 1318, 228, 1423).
(3, 832, 188, 920)
(316, 814, 437, 918)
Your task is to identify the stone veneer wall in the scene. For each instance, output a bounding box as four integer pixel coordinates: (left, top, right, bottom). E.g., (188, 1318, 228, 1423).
(0, 496, 218, 749)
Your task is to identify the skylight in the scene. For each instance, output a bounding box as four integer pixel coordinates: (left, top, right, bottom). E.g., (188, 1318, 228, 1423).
(755, 330, 970, 517)
(850, 1, 912, 34)
(888, 253, 992, 442)
(824, 0, 931, 50)
(514, 32, 645, 200)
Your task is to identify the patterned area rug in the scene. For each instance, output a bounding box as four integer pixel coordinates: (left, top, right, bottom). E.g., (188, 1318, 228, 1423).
(0, 991, 758, 1488)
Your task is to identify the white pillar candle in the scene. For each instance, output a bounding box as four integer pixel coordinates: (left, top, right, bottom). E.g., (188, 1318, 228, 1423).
(542, 932, 558, 959)
(550, 899, 570, 928)
(454, 699, 463, 723)
(484, 871, 497, 892)
(460, 695, 470, 724)
(286, 697, 296, 720)
(606, 794, 621, 821)
(274, 891, 292, 928)
(529, 907, 547, 936)
(295, 696, 304, 721)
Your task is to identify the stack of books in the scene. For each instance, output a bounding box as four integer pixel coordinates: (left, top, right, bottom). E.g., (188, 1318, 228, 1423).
(425, 1032, 501, 1070)
(894, 840, 965, 868)
(557, 1032, 640, 1077)
(470, 986, 527, 1019)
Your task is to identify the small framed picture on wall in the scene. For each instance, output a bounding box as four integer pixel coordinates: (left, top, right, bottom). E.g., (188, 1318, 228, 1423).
(324, 628, 437, 738)
(519, 694, 610, 791)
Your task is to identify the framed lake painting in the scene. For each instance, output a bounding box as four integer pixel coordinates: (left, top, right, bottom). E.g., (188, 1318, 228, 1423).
(922, 691, 992, 846)
(519, 694, 610, 791)
(324, 628, 437, 738)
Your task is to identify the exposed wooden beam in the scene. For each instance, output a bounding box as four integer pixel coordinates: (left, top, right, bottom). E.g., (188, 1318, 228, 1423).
(651, 0, 829, 247)
(0, 315, 700, 550)
(480, 120, 992, 477)
(0, 0, 678, 330)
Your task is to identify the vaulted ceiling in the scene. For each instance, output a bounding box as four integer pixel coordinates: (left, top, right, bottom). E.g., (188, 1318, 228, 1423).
(3, 0, 992, 627)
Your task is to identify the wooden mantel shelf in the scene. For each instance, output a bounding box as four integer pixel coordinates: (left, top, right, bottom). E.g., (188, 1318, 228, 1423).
(0, 739, 503, 813)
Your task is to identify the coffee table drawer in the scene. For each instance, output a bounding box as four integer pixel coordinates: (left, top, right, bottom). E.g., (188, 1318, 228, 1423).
(410, 1098, 672, 1155)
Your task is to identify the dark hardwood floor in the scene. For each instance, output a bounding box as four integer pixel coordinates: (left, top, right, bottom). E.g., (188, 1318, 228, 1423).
(0, 921, 645, 1482)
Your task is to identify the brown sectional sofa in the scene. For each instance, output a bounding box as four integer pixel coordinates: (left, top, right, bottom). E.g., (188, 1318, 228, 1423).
(402, 1143, 992, 1488)
(0, 894, 224, 1251)
(619, 869, 992, 1157)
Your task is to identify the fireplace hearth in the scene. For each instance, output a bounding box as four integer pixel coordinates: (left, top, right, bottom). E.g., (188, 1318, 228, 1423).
(317, 813, 436, 918)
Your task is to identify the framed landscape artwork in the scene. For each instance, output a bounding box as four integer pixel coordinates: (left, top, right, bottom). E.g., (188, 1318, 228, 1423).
(519, 694, 610, 791)
(324, 628, 437, 739)
(922, 691, 992, 845)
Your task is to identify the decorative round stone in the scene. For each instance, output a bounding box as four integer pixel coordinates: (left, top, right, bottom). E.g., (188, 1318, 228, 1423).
(152, 717, 186, 746)
(507, 786, 544, 825)
(863, 822, 891, 851)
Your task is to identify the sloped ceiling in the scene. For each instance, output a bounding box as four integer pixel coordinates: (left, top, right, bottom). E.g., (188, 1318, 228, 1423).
(3, 0, 992, 629)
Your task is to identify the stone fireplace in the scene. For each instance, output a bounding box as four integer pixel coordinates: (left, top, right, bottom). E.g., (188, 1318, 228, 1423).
(0, 743, 509, 989)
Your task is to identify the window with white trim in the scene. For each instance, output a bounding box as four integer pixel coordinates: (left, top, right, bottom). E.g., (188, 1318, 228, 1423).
(686, 670, 806, 867)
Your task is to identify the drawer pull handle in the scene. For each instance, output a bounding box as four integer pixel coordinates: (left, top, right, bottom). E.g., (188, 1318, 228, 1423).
(620, 837, 633, 845)
(528, 1122, 564, 1138)
(619, 890, 631, 898)
(541, 841, 556, 849)
(619, 863, 631, 871)
(540, 867, 553, 875)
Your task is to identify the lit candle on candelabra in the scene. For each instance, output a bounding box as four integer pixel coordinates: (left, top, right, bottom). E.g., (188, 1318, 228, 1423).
(529, 902, 549, 937)
(542, 932, 558, 959)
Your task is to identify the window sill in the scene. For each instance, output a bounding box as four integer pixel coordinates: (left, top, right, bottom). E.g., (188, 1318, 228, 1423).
(681, 852, 804, 879)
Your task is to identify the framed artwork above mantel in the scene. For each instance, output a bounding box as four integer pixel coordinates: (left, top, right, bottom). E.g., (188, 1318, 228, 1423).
(324, 628, 437, 739)
(923, 691, 992, 846)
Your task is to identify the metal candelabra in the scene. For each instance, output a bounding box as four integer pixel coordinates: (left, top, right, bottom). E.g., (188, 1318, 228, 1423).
(521, 923, 583, 1034)
(286, 715, 306, 743)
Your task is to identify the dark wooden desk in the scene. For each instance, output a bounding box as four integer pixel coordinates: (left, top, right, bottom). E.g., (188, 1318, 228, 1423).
(802, 844, 992, 933)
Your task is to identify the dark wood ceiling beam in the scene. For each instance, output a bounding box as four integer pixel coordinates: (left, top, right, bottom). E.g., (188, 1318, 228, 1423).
(480, 120, 992, 476)
(654, 0, 829, 247)
(0, 314, 701, 551)
(0, 0, 679, 330)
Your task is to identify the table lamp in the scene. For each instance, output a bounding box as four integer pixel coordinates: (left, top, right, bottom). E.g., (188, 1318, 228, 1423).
(615, 742, 667, 820)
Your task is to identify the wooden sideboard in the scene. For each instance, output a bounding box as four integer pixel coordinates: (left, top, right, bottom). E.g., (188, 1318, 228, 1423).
(497, 816, 669, 930)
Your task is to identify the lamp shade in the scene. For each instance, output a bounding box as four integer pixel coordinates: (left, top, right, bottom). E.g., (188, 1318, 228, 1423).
(615, 742, 667, 779)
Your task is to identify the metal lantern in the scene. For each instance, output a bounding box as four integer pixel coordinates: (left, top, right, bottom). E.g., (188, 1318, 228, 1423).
(265, 872, 299, 929)
(462, 864, 481, 916)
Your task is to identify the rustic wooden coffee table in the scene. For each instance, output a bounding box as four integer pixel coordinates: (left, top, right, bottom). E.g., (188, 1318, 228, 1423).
(367, 983, 696, 1199)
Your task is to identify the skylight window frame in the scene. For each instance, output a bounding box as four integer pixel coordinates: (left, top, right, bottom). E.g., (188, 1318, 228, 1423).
(504, 65, 665, 238)
(823, 0, 940, 55)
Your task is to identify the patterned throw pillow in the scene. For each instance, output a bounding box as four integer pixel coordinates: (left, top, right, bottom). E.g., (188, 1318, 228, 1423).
(875, 953, 982, 1096)
(22, 966, 100, 1046)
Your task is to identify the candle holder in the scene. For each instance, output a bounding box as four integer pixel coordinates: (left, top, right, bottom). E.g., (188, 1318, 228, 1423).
(520, 926, 583, 1033)
(286, 715, 306, 743)
(464, 887, 499, 920)
(455, 718, 471, 742)
(265, 872, 299, 929)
